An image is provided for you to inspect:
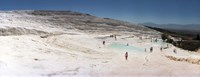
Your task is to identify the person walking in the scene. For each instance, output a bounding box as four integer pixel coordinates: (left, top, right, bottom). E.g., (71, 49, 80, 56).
(125, 52, 128, 60)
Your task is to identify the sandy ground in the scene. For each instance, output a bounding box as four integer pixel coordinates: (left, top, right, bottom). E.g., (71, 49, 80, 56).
(0, 30, 200, 77)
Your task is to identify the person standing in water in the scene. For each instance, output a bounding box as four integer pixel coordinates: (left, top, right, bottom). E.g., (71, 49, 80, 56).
(125, 52, 128, 60)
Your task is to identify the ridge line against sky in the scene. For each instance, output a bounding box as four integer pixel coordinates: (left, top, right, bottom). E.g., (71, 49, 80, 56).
(0, 0, 200, 24)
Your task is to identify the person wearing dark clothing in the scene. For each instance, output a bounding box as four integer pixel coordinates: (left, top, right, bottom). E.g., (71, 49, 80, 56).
(125, 52, 128, 60)
(126, 43, 129, 46)
(150, 47, 153, 53)
(103, 41, 105, 45)
(173, 49, 177, 54)
(160, 46, 163, 51)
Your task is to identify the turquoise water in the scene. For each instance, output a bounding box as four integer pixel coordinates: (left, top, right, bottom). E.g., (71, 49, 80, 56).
(108, 43, 144, 52)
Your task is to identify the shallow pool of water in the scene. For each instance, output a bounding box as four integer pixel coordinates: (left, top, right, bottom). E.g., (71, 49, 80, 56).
(108, 43, 144, 52)
(154, 39, 165, 45)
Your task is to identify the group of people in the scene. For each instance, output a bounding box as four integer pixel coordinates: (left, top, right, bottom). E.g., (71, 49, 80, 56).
(160, 45, 177, 54)
(102, 35, 117, 46)
(102, 35, 177, 61)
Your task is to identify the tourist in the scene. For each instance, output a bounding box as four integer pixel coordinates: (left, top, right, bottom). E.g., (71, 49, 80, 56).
(127, 43, 129, 46)
(125, 52, 128, 60)
(155, 38, 158, 42)
(114, 35, 117, 40)
(103, 41, 105, 45)
(160, 46, 163, 51)
(173, 49, 177, 54)
(150, 47, 153, 53)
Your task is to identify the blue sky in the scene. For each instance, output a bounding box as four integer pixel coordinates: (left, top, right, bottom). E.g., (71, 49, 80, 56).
(0, 0, 200, 24)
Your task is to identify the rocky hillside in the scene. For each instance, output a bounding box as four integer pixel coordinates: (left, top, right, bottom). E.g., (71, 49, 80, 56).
(0, 10, 160, 36)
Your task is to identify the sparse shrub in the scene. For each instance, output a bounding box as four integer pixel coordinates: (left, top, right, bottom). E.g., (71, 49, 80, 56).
(167, 39, 174, 43)
(161, 34, 168, 40)
(40, 35, 48, 38)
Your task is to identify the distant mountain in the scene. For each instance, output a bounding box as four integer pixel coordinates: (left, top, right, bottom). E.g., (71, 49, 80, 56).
(141, 22, 200, 35)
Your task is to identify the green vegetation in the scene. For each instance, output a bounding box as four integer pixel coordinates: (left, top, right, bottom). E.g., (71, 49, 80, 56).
(147, 26, 200, 51)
